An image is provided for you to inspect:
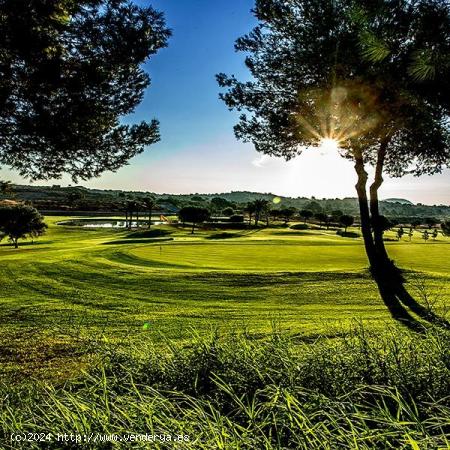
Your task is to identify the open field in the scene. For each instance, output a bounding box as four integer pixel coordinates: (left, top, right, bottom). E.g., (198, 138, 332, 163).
(1, 217, 450, 449)
(0, 217, 449, 382)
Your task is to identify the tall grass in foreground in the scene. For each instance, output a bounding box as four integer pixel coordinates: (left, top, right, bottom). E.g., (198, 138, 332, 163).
(1, 325, 450, 449)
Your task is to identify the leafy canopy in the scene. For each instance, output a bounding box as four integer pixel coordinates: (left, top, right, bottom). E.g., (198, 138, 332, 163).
(0, 204, 47, 247)
(217, 0, 450, 176)
(0, 0, 171, 181)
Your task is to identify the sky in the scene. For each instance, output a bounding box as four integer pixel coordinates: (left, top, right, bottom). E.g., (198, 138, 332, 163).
(1, 0, 449, 205)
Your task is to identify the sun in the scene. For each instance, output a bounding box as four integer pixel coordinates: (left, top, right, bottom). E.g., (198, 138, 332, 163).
(319, 138, 340, 152)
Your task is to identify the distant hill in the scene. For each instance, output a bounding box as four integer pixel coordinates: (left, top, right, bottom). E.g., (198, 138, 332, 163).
(1, 185, 449, 219)
(383, 198, 414, 205)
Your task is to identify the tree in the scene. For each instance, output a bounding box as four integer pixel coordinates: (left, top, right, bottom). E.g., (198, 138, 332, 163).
(422, 230, 429, 242)
(305, 201, 322, 213)
(210, 197, 233, 212)
(244, 202, 257, 225)
(424, 217, 438, 229)
(125, 199, 136, 228)
(262, 201, 272, 226)
(397, 227, 404, 241)
(0, 204, 47, 248)
(252, 199, 269, 226)
(0, 180, 14, 197)
(143, 197, 157, 229)
(280, 207, 297, 224)
(66, 189, 85, 208)
(222, 207, 235, 217)
(0, 0, 171, 181)
(431, 228, 438, 240)
(331, 210, 344, 222)
(178, 207, 210, 234)
(218, 0, 450, 328)
(339, 215, 354, 233)
(314, 212, 328, 228)
(299, 209, 313, 224)
(441, 221, 450, 236)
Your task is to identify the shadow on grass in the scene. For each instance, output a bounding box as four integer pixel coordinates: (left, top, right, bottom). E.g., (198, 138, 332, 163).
(103, 237, 174, 245)
(0, 240, 52, 247)
(125, 229, 173, 239)
(207, 232, 242, 240)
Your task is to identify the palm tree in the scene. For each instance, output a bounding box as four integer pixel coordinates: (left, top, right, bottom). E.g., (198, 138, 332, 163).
(135, 200, 143, 228)
(253, 199, 269, 226)
(143, 197, 157, 228)
(125, 200, 135, 228)
(244, 202, 257, 225)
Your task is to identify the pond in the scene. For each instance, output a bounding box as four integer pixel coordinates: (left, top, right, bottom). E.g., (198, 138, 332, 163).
(58, 220, 166, 228)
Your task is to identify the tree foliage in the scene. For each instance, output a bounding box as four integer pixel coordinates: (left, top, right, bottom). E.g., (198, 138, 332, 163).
(217, 0, 450, 328)
(0, 204, 47, 247)
(441, 221, 450, 236)
(178, 206, 210, 233)
(217, 0, 449, 177)
(0, 0, 171, 181)
(339, 214, 354, 232)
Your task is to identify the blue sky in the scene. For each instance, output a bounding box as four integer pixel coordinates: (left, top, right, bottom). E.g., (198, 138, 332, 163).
(1, 0, 449, 205)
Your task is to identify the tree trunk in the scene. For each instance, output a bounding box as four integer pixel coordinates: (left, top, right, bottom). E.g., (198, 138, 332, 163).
(191, 223, 195, 234)
(148, 208, 152, 228)
(14, 238, 18, 249)
(354, 147, 448, 330)
(369, 141, 390, 262)
(354, 150, 378, 268)
(353, 149, 413, 323)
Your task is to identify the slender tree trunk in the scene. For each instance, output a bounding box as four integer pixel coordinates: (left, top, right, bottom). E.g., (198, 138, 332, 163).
(354, 149, 378, 268)
(148, 208, 152, 228)
(369, 141, 390, 262)
(191, 223, 195, 234)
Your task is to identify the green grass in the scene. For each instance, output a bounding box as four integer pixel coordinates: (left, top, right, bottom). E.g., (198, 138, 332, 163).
(2, 326, 450, 449)
(1, 217, 450, 448)
(0, 217, 449, 381)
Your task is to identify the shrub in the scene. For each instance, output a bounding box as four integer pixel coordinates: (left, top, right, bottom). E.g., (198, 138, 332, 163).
(290, 223, 308, 230)
(2, 326, 450, 449)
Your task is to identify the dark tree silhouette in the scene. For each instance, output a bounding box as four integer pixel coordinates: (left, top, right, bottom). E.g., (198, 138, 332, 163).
(315, 212, 328, 228)
(178, 207, 210, 234)
(218, 0, 450, 329)
(299, 209, 313, 224)
(339, 215, 354, 233)
(0, 204, 47, 248)
(252, 199, 269, 226)
(244, 202, 257, 225)
(0, 0, 171, 181)
(280, 207, 297, 224)
(143, 197, 158, 229)
(222, 207, 235, 217)
(210, 197, 233, 212)
(0, 180, 14, 197)
(442, 221, 450, 236)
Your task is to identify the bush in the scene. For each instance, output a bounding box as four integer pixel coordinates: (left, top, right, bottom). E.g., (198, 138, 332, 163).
(229, 214, 244, 223)
(336, 230, 360, 238)
(290, 223, 309, 230)
(2, 326, 450, 449)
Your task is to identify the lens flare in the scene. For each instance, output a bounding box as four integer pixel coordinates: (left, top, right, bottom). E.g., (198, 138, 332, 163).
(319, 138, 340, 152)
